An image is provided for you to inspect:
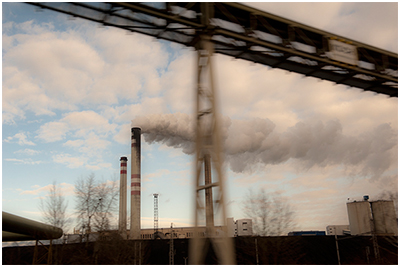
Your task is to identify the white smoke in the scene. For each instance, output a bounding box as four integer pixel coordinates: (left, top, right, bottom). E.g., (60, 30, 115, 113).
(133, 113, 195, 154)
(132, 113, 397, 177)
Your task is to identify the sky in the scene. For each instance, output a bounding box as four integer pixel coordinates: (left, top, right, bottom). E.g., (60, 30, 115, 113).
(2, 2, 398, 235)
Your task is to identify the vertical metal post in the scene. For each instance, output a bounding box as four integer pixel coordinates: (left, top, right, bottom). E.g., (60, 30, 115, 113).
(154, 194, 159, 237)
(255, 238, 259, 265)
(139, 241, 142, 265)
(334, 227, 341, 265)
(189, 3, 235, 264)
(204, 154, 214, 228)
(134, 241, 137, 265)
(32, 239, 39, 265)
(47, 239, 53, 265)
(170, 223, 174, 265)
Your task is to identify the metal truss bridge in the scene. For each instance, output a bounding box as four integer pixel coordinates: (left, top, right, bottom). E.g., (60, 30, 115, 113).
(29, 2, 397, 97)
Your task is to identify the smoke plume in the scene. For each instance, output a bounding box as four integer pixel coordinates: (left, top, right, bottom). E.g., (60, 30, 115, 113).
(133, 113, 397, 177)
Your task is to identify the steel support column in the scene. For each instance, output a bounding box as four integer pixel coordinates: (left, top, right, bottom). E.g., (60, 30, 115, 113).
(189, 5, 235, 261)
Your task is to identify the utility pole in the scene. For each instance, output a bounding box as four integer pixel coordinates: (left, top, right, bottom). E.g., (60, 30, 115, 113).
(169, 223, 174, 265)
(153, 194, 159, 238)
(255, 238, 259, 265)
(334, 226, 341, 265)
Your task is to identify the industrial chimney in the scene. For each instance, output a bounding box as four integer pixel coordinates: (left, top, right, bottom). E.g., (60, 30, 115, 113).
(130, 127, 141, 239)
(119, 156, 128, 239)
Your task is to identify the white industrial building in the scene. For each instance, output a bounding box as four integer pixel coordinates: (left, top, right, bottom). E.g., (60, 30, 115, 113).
(227, 218, 253, 237)
(346, 198, 397, 236)
(326, 225, 350, 236)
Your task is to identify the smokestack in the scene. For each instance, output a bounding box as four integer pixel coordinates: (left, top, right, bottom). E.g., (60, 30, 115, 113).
(119, 156, 128, 239)
(130, 127, 141, 239)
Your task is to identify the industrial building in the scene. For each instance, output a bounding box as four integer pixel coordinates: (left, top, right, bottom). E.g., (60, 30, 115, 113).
(347, 196, 397, 236)
(324, 196, 397, 237)
(66, 217, 252, 244)
(326, 225, 350, 236)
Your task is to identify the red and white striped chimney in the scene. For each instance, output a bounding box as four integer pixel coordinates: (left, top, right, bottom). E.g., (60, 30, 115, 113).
(119, 156, 128, 239)
(130, 127, 141, 239)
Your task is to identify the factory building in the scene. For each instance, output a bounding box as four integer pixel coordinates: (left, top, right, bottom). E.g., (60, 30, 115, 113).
(347, 196, 397, 236)
(326, 225, 350, 236)
(324, 196, 397, 237)
(227, 218, 253, 237)
(66, 219, 253, 243)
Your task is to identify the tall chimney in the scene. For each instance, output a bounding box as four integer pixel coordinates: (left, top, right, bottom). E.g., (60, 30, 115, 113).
(119, 156, 128, 239)
(130, 127, 141, 239)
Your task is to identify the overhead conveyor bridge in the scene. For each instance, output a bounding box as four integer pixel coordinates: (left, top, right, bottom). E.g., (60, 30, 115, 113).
(28, 2, 397, 97)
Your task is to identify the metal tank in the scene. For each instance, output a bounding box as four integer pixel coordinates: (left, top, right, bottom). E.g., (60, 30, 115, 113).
(371, 200, 397, 236)
(347, 201, 372, 235)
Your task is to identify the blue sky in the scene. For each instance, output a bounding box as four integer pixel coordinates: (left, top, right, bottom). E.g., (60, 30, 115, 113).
(2, 2, 398, 234)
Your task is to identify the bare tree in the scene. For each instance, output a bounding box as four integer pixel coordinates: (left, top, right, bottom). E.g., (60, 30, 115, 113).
(92, 178, 119, 232)
(39, 181, 71, 233)
(243, 188, 296, 236)
(74, 174, 119, 238)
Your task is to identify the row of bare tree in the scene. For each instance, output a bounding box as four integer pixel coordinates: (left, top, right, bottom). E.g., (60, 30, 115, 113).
(39, 174, 119, 235)
(40, 174, 297, 237)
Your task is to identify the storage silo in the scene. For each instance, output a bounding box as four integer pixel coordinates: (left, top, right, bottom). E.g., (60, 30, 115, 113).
(371, 200, 398, 236)
(347, 201, 372, 235)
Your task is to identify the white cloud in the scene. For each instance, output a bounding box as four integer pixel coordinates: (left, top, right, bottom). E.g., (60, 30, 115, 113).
(2, 18, 170, 123)
(14, 148, 41, 155)
(4, 132, 35, 146)
(4, 158, 25, 163)
(52, 153, 85, 168)
(19, 182, 75, 196)
(36, 121, 69, 142)
(59, 182, 75, 196)
(61, 110, 117, 137)
(85, 162, 113, 170)
(20, 184, 53, 195)
(143, 169, 171, 182)
(37, 110, 116, 143)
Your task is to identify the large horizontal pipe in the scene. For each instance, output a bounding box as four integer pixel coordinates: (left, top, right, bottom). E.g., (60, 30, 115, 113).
(2, 212, 63, 242)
